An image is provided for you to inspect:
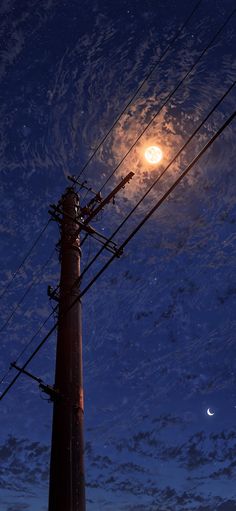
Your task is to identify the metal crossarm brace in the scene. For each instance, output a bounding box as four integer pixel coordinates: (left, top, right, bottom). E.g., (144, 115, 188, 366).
(84, 171, 135, 223)
(10, 363, 60, 400)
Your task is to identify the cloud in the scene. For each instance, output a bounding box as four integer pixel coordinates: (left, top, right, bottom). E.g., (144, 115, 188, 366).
(6, 505, 30, 511)
(112, 426, 236, 477)
(122, 499, 236, 511)
(209, 461, 236, 480)
(0, 435, 49, 493)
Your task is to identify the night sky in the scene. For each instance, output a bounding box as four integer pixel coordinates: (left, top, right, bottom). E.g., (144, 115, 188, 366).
(0, 0, 236, 510)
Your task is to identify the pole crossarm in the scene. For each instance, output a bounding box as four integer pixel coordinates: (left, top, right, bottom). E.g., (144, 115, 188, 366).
(11, 363, 59, 401)
(82, 171, 135, 222)
(67, 175, 101, 198)
(48, 205, 122, 256)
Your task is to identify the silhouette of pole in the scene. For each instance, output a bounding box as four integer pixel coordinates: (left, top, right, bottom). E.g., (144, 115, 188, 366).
(48, 187, 86, 511)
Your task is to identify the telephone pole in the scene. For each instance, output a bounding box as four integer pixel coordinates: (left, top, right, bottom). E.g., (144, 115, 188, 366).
(48, 187, 86, 511)
(0, 171, 134, 509)
(45, 172, 134, 510)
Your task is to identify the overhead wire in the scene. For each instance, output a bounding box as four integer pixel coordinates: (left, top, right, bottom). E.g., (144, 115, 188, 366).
(0, 302, 58, 389)
(0, 5, 229, 311)
(0, 107, 235, 402)
(0, 248, 56, 335)
(78, 9, 235, 257)
(74, 79, 236, 284)
(0, 6, 235, 400)
(0, 248, 57, 387)
(75, 0, 203, 181)
(97, 7, 236, 193)
(78, 111, 236, 300)
(0, 219, 51, 301)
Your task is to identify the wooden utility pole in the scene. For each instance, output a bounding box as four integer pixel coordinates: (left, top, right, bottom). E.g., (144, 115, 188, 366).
(3, 172, 134, 510)
(48, 187, 86, 511)
(46, 172, 134, 511)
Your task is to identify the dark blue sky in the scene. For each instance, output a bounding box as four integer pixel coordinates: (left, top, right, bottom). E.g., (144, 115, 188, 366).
(0, 0, 236, 510)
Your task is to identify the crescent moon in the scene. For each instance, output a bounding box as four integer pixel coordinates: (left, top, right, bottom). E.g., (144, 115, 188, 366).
(207, 408, 215, 416)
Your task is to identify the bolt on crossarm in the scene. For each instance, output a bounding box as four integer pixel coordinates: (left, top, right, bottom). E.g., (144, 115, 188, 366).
(48, 187, 86, 511)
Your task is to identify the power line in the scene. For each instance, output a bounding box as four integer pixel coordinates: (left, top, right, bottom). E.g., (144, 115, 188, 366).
(0, 248, 55, 335)
(78, 10, 235, 258)
(0, 367, 13, 388)
(1, 108, 234, 402)
(76, 79, 236, 284)
(0, 219, 51, 301)
(0, 6, 234, 402)
(0, 249, 57, 388)
(15, 307, 57, 365)
(75, 0, 203, 181)
(0, 3, 227, 312)
(78, 110, 236, 299)
(0, 303, 57, 389)
(1, 8, 234, 500)
(76, 14, 236, 279)
(98, 7, 236, 193)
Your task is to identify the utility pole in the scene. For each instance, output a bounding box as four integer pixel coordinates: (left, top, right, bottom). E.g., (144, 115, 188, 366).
(8, 172, 134, 510)
(40, 172, 133, 511)
(48, 187, 85, 511)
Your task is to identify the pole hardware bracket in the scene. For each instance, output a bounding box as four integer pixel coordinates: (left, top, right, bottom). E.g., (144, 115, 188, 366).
(82, 192, 103, 215)
(48, 209, 61, 223)
(47, 285, 60, 302)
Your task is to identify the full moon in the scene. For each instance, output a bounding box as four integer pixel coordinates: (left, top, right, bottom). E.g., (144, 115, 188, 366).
(145, 145, 163, 164)
(207, 408, 215, 416)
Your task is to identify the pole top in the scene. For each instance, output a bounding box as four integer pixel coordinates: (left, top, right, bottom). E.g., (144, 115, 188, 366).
(61, 187, 79, 202)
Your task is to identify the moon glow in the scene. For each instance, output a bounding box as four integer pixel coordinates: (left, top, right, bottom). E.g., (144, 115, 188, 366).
(145, 145, 163, 164)
(207, 408, 215, 416)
